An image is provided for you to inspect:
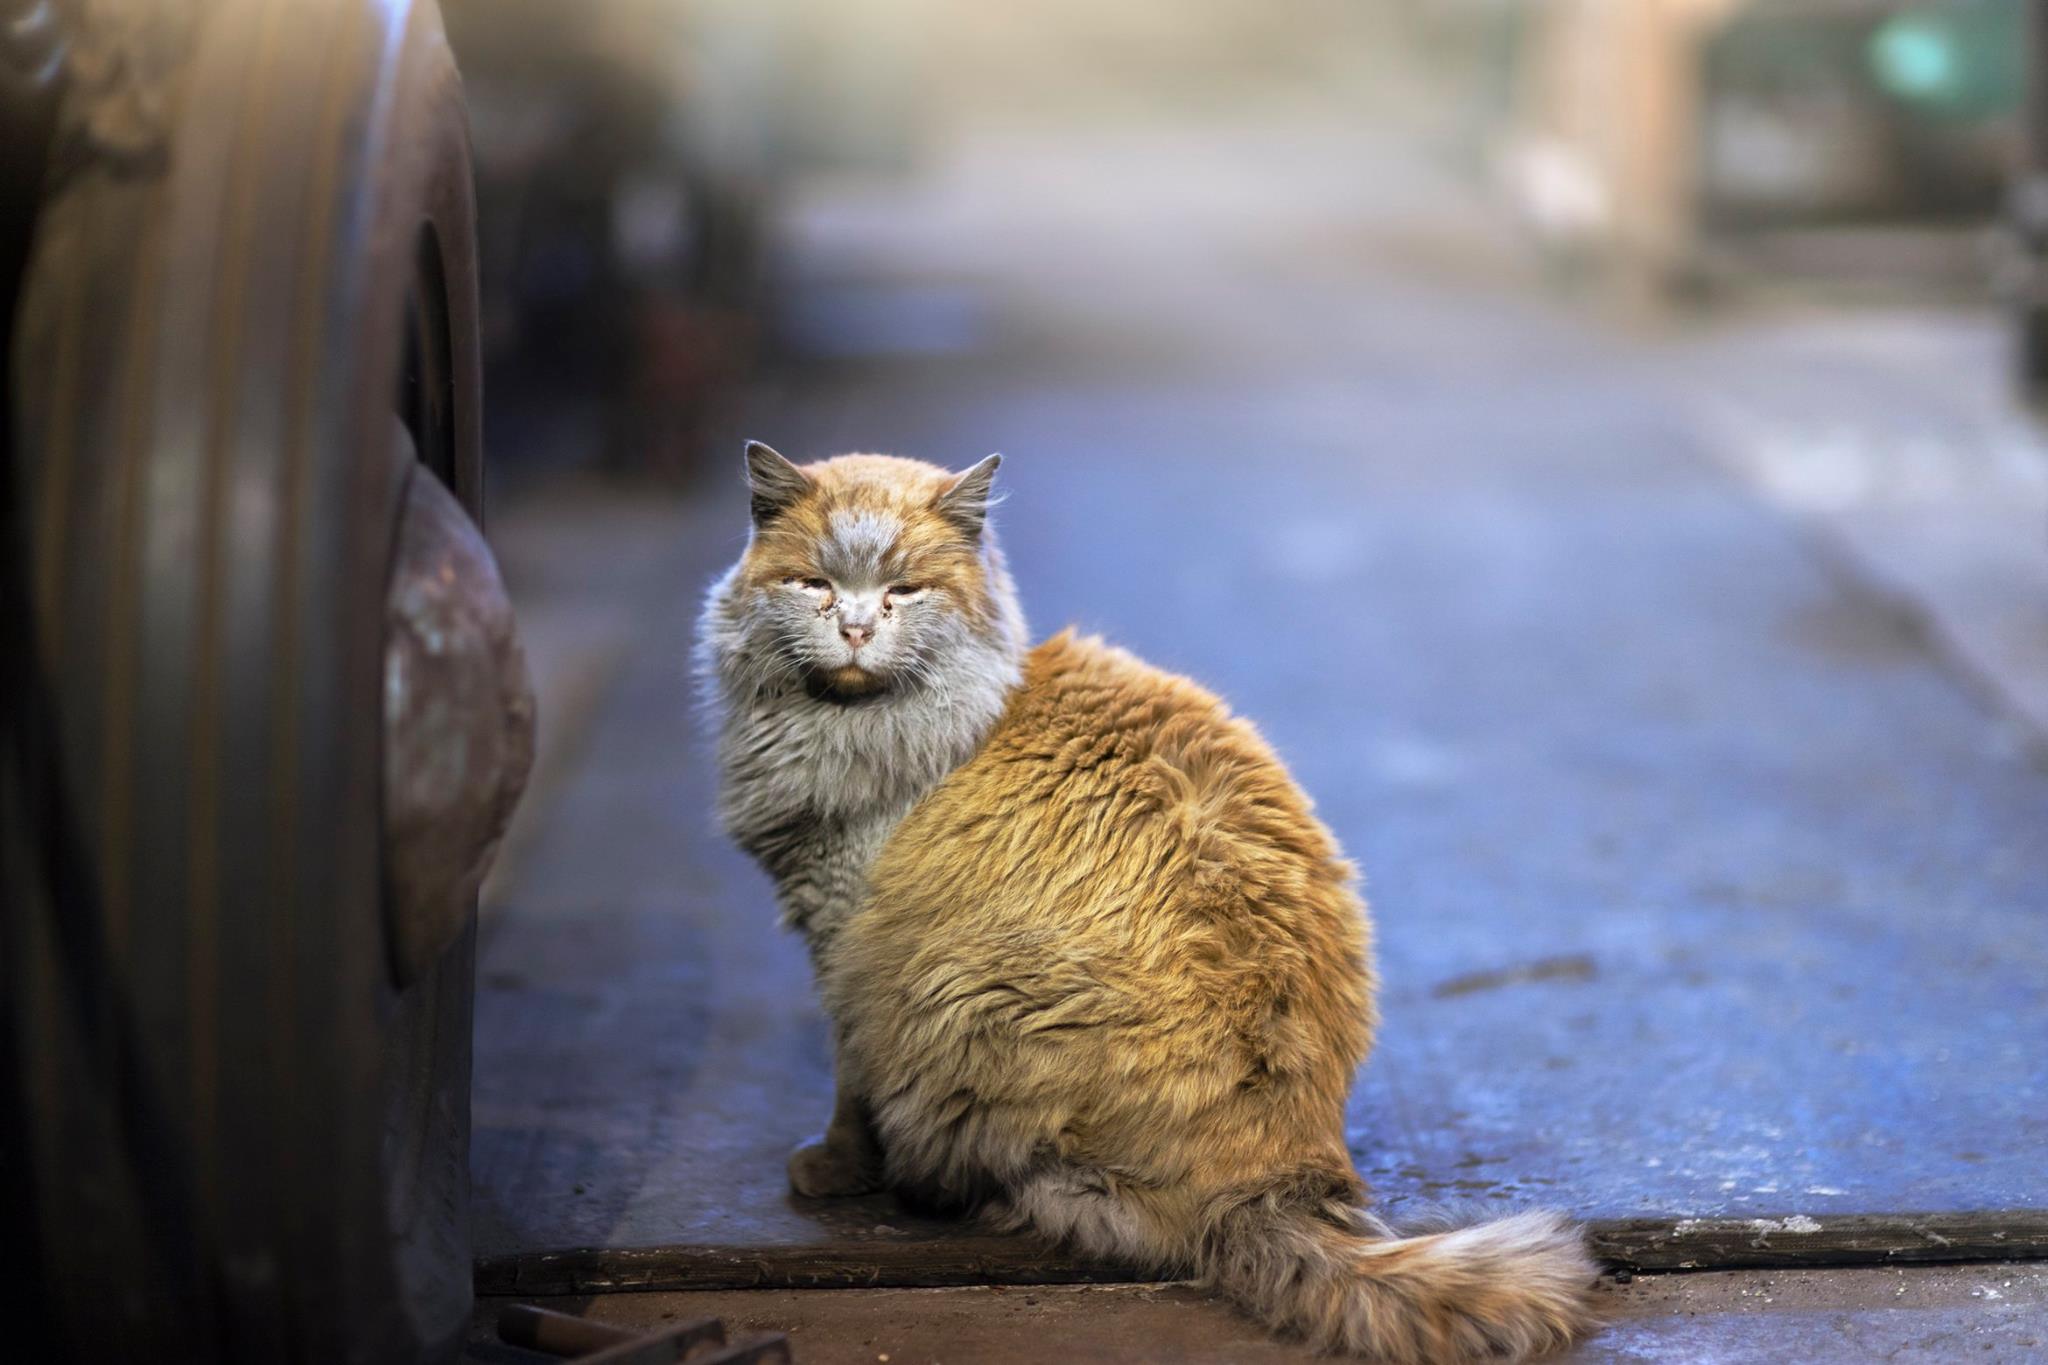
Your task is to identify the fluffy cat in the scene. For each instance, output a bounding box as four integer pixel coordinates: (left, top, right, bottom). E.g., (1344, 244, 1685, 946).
(699, 443, 1595, 1361)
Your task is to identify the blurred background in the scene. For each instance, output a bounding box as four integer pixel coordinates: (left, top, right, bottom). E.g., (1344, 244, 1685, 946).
(464, 0, 2048, 1335)
(449, 0, 2047, 488)
(459, 0, 2048, 880)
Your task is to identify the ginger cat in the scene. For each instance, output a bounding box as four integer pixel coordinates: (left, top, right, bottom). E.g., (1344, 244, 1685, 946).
(699, 444, 1595, 1360)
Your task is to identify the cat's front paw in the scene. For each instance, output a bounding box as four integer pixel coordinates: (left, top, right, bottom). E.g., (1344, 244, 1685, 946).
(788, 1136, 882, 1198)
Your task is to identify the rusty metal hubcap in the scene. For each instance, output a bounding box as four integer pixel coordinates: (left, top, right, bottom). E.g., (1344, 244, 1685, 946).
(382, 431, 534, 987)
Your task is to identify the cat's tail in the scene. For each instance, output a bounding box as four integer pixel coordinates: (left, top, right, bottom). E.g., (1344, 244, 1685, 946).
(1198, 1183, 1597, 1362)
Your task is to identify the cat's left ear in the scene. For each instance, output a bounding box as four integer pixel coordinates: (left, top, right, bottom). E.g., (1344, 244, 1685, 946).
(935, 453, 1002, 537)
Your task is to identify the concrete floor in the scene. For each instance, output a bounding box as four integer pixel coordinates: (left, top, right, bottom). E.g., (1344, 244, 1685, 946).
(471, 40, 2048, 1362)
(468, 1264, 2048, 1364)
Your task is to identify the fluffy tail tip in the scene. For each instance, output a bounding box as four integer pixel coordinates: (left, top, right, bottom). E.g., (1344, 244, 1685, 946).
(1402, 1208, 1601, 1359)
(1214, 1202, 1601, 1362)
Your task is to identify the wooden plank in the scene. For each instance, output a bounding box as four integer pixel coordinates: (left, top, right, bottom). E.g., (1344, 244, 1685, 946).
(1592, 1210, 2048, 1272)
(474, 1238, 1137, 1297)
(474, 1210, 2048, 1297)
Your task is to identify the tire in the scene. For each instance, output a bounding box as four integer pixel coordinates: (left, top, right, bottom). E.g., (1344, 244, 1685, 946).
(2, 1, 482, 1360)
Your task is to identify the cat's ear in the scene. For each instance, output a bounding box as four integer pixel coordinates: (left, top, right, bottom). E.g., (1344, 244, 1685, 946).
(744, 441, 811, 526)
(935, 453, 1002, 537)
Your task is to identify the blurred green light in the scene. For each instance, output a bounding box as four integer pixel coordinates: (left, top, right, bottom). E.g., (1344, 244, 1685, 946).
(1869, 18, 1957, 100)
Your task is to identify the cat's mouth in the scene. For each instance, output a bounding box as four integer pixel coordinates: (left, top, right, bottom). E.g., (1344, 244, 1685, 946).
(805, 662, 890, 703)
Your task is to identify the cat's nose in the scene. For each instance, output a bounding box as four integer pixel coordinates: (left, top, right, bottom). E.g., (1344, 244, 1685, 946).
(840, 622, 872, 648)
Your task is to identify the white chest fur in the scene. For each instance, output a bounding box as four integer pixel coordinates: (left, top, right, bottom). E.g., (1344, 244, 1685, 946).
(700, 563, 1023, 955)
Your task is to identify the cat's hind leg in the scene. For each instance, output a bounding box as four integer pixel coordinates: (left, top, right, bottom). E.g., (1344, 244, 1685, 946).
(990, 1164, 1195, 1274)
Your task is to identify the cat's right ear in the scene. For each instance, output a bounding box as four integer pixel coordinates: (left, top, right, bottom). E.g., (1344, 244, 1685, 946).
(744, 441, 811, 526)
(935, 453, 1002, 538)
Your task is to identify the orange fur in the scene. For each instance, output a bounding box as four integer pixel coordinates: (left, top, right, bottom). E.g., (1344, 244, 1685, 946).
(708, 454, 1597, 1360)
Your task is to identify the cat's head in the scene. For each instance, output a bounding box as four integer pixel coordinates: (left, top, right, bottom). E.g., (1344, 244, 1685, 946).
(711, 442, 1023, 701)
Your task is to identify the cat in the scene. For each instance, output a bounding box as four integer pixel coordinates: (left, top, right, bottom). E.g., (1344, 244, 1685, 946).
(699, 443, 1595, 1361)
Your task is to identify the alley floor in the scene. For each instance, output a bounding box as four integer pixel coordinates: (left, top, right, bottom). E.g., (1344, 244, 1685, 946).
(469, 86, 2048, 1361)
(467, 1264, 2048, 1363)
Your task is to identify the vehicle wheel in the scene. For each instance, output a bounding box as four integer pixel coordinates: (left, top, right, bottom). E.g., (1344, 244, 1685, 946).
(2, 1, 515, 1360)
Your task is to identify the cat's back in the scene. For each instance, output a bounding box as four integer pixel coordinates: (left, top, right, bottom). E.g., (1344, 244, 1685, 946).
(840, 630, 1373, 1073)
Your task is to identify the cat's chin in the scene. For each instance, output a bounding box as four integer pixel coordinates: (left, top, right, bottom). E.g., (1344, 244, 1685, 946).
(805, 663, 891, 703)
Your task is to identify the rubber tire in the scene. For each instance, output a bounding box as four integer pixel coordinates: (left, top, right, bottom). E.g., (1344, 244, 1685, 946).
(2, 1, 481, 1360)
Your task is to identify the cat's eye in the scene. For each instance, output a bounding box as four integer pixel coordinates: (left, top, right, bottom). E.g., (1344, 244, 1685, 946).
(795, 577, 831, 592)
(886, 584, 924, 601)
